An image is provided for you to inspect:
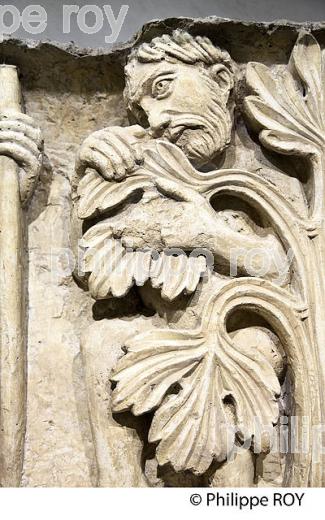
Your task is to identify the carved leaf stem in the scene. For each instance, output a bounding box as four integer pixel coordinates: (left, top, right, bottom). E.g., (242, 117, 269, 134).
(245, 31, 325, 485)
(111, 280, 316, 479)
(79, 31, 325, 484)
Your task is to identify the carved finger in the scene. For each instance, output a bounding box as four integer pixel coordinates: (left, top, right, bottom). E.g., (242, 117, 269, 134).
(0, 112, 42, 145)
(76, 147, 114, 179)
(0, 130, 40, 156)
(104, 125, 147, 143)
(88, 139, 127, 179)
(0, 111, 37, 125)
(111, 126, 147, 159)
(0, 142, 40, 176)
(133, 142, 144, 163)
(102, 131, 137, 173)
(111, 127, 148, 166)
(121, 124, 148, 140)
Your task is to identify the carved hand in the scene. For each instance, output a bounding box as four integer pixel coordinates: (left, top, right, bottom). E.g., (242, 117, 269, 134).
(76, 124, 149, 180)
(152, 177, 290, 285)
(90, 175, 289, 286)
(0, 110, 43, 203)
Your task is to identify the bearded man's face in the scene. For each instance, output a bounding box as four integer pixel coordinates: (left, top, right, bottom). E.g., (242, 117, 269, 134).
(125, 59, 233, 166)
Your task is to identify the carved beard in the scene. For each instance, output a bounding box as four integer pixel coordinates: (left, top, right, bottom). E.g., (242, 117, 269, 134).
(164, 81, 232, 166)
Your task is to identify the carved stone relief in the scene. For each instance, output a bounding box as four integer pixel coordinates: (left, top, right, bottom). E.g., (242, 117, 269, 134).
(0, 65, 43, 486)
(0, 18, 325, 487)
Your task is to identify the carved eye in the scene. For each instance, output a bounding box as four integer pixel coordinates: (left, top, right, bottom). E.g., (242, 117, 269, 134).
(152, 78, 173, 99)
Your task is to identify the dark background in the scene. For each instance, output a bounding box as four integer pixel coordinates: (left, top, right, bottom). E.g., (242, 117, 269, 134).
(5, 0, 325, 48)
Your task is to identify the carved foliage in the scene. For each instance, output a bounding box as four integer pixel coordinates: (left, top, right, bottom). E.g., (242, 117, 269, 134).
(245, 32, 325, 159)
(111, 288, 281, 474)
(78, 142, 218, 301)
(244, 32, 325, 485)
(77, 141, 222, 220)
(80, 223, 207, 301)
(78, 31, 325, 482)
(110, 32, 325, 479)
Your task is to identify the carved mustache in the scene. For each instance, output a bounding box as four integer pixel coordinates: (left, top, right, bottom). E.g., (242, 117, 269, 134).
(165, 123, 204, 143)
(150, 113, 217, 141)
(162, 104, 231, 162)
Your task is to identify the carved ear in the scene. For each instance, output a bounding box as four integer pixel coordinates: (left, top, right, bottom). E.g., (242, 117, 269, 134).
(209, 64, 234, 94)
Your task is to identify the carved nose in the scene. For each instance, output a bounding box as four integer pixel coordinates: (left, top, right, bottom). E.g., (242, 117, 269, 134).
(149, 115, 171, 137)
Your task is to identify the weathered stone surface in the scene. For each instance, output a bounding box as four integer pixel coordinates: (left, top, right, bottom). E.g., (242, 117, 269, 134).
(1, 17, 325, 487)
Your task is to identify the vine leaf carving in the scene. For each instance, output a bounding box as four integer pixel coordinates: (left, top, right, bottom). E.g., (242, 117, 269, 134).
(245, 32, 325, 158)
(78, 138, 290, 300)
(137, 140, 224, 189)
(77, 141, 223, 220)
(111, 296, 280, 474)
(77, 170, 152, 220)
(78, 141, 220, 301)
(80, 225, 207, 301)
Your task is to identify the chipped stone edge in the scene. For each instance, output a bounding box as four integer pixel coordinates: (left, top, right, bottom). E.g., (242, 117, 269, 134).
(1, 16, 325, 62)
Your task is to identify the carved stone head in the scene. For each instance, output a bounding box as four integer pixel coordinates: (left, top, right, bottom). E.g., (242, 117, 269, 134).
(124, 30, 235, 166)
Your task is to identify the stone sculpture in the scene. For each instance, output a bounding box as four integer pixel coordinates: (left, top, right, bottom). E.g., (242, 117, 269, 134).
(76, 31, 292, 486)
(0, 65, 43, 486)
(0, 18, 324, 488)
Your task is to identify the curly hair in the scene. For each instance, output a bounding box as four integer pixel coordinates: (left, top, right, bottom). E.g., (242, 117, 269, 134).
(124, 30, 235, 119)
(127, 30, 233, 68)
